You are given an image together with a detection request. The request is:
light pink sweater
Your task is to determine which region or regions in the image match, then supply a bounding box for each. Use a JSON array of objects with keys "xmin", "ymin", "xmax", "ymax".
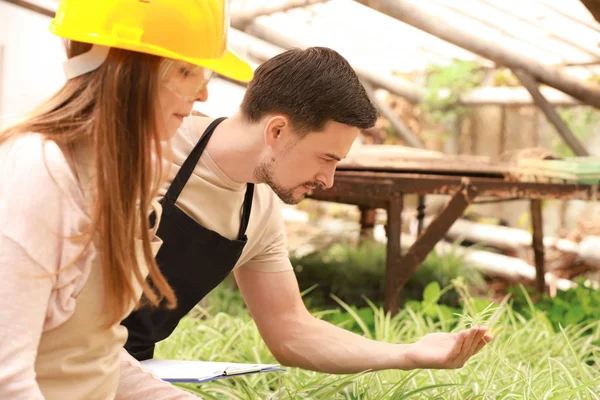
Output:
[{"xmin": 0, "ymin": 134, "xmax": 197, "ymax": 399}]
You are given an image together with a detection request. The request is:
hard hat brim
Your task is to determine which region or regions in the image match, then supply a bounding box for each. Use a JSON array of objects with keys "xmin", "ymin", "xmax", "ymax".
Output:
[
  {"xmin": 50, "ymin": 23, "xmax": 254, "ymax": 83},
  {"xmin": 185, "ymin": 48, "xmax": 254, "ymax": 83}
]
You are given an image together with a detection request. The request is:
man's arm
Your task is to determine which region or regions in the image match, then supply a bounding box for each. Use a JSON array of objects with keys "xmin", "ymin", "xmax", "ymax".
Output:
[{"xmin": 234, "ymin": 267, "xmax": 492, "ymax": 374}]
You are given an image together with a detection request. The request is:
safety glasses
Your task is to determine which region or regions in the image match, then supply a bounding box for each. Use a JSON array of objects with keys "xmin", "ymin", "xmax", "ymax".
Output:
[{"xmin": 160, "ymin": 59, "xmax": 214, "ymax": 102}]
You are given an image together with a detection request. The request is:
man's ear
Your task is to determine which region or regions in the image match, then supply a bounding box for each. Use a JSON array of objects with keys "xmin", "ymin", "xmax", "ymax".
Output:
[{"xmin": 263, "ymin": 115, "xmax": 290, "ymax": 148}]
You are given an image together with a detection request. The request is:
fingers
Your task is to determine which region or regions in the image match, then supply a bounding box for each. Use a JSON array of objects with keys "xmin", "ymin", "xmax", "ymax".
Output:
[
  {"xmin": 448, "ymin": 328, "xmax": 472, "ymax": 368},
  {"xmin": 453, "ymin": 326, "xmax": 491, "ymax": 368},
  {"xmin": 474, "ymin": 332, "xmax": 494, "ymax": 354},
  {"xmin": 461, "ymin": 327, "xmax": 478, "ymax": 359},
  {"xmin": 450, "ymin": 330, "xmax": 467, "ymax": 361},
  {"xmin": 468, "ymin": 326, "xmax": 488, "ymax": 356}
]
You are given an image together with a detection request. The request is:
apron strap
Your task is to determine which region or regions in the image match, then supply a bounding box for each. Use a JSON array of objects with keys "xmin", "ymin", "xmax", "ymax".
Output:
[
  {"xmin": 237, "ymin": 183, "xmax": 254, "ymax": 240},
  {"xmin": 164, "ymin": 117, "xmax": 227, "ymax": 202}
]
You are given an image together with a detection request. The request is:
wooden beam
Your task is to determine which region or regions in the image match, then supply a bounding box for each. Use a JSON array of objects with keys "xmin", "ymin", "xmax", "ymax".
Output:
[
  {"xmin": 513, "ymin": 69, "xmax": 589, "ymax": 156},
  {"xmin": 1, "ymin": 0, "xmax": 54, "ymax": 17},
  {"xmin": 246, "ymin": 21, "xmax": 425, "ymax": 103},
  {"xmin": 361, "ymin": 81, "xmax": 424, "ymax": 148},
  {"xmin": 230, "ymin": 0, "xmax": 329, "ymax": 29},
  {"xmin": 354, "ymin": 0, "xmax": 600, "ymax": 109},
  {"xmin": 232, "ymin": 29, "xmax": 578, "ymax": 107}
]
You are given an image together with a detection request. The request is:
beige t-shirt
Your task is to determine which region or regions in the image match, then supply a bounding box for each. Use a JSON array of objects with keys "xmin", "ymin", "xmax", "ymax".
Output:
[{"xmin": 159, "ymin": 116, "xmax": 293, "ymax": 273}]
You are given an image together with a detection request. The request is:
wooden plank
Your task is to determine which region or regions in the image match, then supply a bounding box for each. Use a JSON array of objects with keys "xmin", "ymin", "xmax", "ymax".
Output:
[{"xmin": 340, "ymin": 144, "xmax": 510, "ymax": 176}]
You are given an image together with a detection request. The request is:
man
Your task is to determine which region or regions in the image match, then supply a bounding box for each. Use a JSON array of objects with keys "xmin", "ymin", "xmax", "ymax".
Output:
[{"xmin": 121, "ymin": 47, "xmax": 492, "ymax": 387}]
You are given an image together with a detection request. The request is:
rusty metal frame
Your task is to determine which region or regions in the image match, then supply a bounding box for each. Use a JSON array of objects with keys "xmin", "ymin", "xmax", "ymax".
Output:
[
  {"xmin": 389, "ymin": 180, "xmax": 477, "ymax": 314},
  {"xmin": 530, "ymin": 199, "xmax": 546, "ymax": 293},
  {"xmin": 308, "ymin": 170, "xmax": 599, "ymax": 313},
  {"xmin": 384, "ymin": 196, "xmax": 404, "ymax": 313}
]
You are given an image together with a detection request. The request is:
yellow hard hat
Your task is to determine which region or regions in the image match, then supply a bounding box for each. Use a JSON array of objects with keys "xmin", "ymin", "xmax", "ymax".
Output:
[{"xmin": 49, "ymin": 0, "xmax": 253, "ymax": 82}]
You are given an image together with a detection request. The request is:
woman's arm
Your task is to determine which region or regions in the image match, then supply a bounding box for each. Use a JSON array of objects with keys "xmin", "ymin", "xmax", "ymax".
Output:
[
  {"xmin": 0, "ymin": 234, "xmax": 53, "ymax": 400},
  {"xmin": 115, "ymin": 349, "xmax": 199, "ymax": 399}
]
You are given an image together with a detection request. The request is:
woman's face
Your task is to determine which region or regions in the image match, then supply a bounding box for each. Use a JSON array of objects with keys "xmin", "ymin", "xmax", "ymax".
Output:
[{"xmin": 156, "ymin": 59, "xmax": 212, "ymax": 140}]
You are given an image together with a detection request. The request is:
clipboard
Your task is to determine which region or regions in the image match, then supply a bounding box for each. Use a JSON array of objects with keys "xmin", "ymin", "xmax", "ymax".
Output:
[{"xmin": 140, "ymin": 358, "xmax": 285, "ymax": 383}]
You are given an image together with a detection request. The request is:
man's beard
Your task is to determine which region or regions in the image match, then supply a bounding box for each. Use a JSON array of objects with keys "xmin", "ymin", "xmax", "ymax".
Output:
[{"xmin": 254, "ymin": 160, "xmax": 320, "ymax": 205}]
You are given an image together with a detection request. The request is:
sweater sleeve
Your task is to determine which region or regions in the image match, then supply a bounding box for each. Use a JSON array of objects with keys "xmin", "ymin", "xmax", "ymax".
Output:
[{"xmin": 115, "ymin": 349, "xmax": 200, "ymax": 400}]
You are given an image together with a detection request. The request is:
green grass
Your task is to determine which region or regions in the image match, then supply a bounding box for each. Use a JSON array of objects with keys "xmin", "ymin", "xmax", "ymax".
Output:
[{"xmin": 154, "ymin": 281, "xmax": 600, "ymax": 399}]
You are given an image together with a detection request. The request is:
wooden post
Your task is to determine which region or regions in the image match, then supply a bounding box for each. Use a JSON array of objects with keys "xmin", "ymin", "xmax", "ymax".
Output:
[
  {"xmin": 530, "ymin": 199, "xmax": 546, "ymax": 293},
  {"xmin": 385, "ymin": 196, "xmax": 404, "ymax": 315},
  {"xmin": 354, "ymin": 0, "xmax": 600, "ymax": 109},
  {"xmin": 513, "ymin": 69, "xmax": 589, "ymax": 156}
]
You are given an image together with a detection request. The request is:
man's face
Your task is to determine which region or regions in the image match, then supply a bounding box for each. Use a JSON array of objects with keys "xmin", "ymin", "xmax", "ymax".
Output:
[{"xmin": 255, "ymin": 120, "xmax": 359, "ymax": 205}]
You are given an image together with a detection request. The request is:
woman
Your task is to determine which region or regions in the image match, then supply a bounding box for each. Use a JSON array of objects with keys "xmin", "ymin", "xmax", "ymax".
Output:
[{"xmin": 0, "ymin": 0, "xmax": 252, "ymax": 399}]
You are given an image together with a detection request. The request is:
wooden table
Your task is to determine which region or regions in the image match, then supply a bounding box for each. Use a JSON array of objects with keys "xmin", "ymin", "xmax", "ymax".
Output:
[{"xmin": 307, "ymin": 145, "xmax": 599, "ymax": 314}]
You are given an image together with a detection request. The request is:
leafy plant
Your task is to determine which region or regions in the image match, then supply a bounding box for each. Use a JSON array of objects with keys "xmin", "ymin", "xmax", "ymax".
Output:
[
  {"xmin": 155, "ymin": 281, "xmax": 600, "ymax": 399},
  {"xmin": 509, "ymin": 281, "xmax": 600, "ymax": 334},
  {"xmin": 422, "ymin": 60, "xmax": 485, "ymax": 125}
]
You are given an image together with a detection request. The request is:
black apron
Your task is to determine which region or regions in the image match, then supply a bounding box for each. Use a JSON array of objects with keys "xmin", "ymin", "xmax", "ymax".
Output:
[{"xmin": 122, "ymin": 117, "xmax": 254, "ymax": 361}]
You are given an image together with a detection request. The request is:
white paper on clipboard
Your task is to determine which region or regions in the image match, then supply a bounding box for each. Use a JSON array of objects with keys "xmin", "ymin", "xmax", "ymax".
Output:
[{"xmin": 140, "ymin": 359, "xmax": 284, "ymax": 383}]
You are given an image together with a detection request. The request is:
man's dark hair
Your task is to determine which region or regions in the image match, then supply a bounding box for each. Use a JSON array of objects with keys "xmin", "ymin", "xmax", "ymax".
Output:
[{"xmin": 240, "ymin": 47, "xmax": 378, "ymax": 134}]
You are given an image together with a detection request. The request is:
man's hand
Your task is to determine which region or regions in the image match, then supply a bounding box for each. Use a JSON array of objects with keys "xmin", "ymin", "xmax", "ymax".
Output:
[{"xmin": 404, "ymin": 326, "xmax": 493, "ymax": 370}]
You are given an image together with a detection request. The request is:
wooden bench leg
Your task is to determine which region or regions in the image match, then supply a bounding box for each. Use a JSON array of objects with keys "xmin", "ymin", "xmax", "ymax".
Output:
[
  {"xmin": 530, "ymin": 199, "xmax": 546, "ymax": 293},
  {"xmin": 384, "ymin": 196, "xmax": 404, "ymax": 315}
]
